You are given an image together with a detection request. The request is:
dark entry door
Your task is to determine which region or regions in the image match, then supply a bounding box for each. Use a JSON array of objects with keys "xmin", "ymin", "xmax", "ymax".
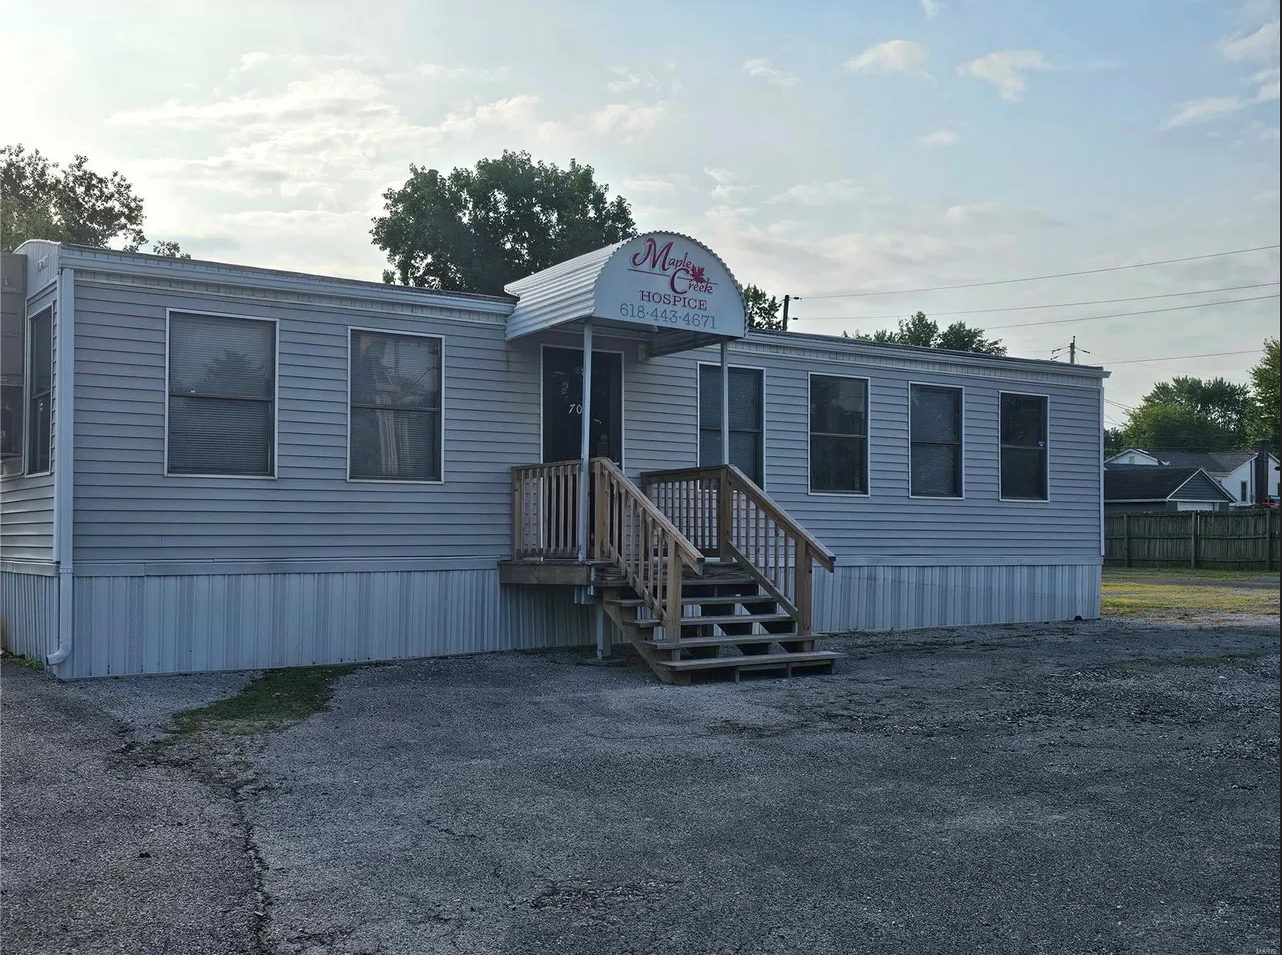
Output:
[{"xmin": 542, "ymin": 347, "xmax": 623, "ymax": 464}]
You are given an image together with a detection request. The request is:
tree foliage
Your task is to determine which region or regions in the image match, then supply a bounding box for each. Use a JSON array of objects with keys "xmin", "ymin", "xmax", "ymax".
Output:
[
  {"xmin": 371, "ymin": 151, "xmax": 636, "ymax": 296},
  {"xmin": 1114, "ymin": 375, "xmax": 1252, "ymax": 450},
  {"xmin": 1, "ymin": 144, "xmax": 186, "ymax": 256},
  {"xmin": 1247, "ymin": 338, "xmax": 1280, "ymax": 446},
  {"xmin": 742, "ymin": 284, "xmax": 784, "ymax": 330},
  {"xmin": 846, "ymin": 311, "xmax": 1007, "ymax": 355}
]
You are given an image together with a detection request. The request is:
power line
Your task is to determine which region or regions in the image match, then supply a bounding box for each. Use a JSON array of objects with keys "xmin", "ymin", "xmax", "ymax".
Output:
[
  {"xmin": 984, "ymin": 294, "xmax": 1277, "ymax": 331},
  {"xmin": 793, "ymin": 281, "xmax": 1280, "ymax": 322},
  {"xmin": 795, "ymin": 244, "xmax": 1279, "ymax": 300},
  {"xmin": 1104, "ymin": 348, "xmax": 1259, "ymax": 366}
]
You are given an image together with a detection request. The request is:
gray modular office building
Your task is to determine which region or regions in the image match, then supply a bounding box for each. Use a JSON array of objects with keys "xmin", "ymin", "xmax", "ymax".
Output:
[{"xmin": 0, "ymin": 233, "xmax": 1108, "ymax": 678}]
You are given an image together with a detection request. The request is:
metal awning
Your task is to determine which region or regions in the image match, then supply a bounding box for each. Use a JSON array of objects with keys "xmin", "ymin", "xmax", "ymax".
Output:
[{"xmin": 503, "ymin": 232, "xmax": 747, "ymax": 357}]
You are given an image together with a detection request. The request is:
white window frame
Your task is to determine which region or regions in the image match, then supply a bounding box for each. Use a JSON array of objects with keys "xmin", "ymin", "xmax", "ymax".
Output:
[
  {"xmin": 538, "ymin": 342, "xmax": 627, "ymax": 470},
  {"xmin": 998, "ymin": 390, "xmax": 1050, "ymax": 503},
  {"xmin": 164, "ymin": 308, "xmax": 279, "ymax": 480},
  {"xmin": 23, "ymin": 306, "xmax": 54, "ymax": 477},
  {"xmin": 908, "ymin": 381, "xmax": 965, "ymax": 501},
  {"xmin": 696, "ymin": 360, "xmax": 765, "ymax": 486},
  {"xmin": 806, "ymin": 371, "xmax": 870, "ymax": 497},
  {"xmin": 347, "ymin": 326, "xmax": 447, "ymax": 485}
]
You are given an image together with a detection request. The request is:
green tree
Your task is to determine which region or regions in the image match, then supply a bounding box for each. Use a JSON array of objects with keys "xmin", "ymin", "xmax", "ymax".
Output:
[
  {"xmin": 1114, "ymin": 375, "xmax": 1253, "ymax": 450},
  {"xmin": 371, "ymin": 150, "xmax": 636, "ymax": 295},
  {"xmin": 1, "ymin": 144, "xmax": 186, "ymax": 256},
  {"xmin": 1247, "ymin": 338, "xmax": 1280, "ymax": 446},
  {"xmin": 741, "ymin": 284, "xmax": 784, "ymax": 330},
  {"xmin": 846, "ymin": 311, "xmax": 1006, "ymax": 355}
]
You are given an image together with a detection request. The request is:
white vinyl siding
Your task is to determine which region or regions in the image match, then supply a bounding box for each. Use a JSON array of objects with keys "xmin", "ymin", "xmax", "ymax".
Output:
[
  {"xmin": 348, "ymin": 329, "xmax": 442, "ymax": 482},
  {"xmin": 910, "ymin": 384, "xmax": 962, "ymax": 498},
  {"xmin": 167, "ymin": 312, "xmax": 276, "ymax": 477},
  {"xmin": 1000, "ymin": 393, "xmax": 1048, "ymax": 501},
  {"xmin": 809, "ymin": 374, "xmax": 868, "ymax": 494}
]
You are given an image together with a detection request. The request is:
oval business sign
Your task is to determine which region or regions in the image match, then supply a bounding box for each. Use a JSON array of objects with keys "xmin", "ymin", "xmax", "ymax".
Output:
[{"xmin": 593, "ymin": 232, "xmax": 746, "ymax": 339}]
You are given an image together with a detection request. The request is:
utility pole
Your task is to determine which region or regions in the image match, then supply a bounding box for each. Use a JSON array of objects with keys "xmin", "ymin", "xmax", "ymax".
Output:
[
  {"xmin": 1069, "ymin": 335, "xmax": 1076, "ymax": 364},
  {"xmin": 781, "ymin": 294, "xmax": 791, "ymax": 332}
]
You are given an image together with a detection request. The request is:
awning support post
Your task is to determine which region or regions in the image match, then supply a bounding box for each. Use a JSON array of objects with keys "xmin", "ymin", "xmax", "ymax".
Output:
[{"xmin": 578, "ymin": 319, "xmax": 593, "ymax": 563}]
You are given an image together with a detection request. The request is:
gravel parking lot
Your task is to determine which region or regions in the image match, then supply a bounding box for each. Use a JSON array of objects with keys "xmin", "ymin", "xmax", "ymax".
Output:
[{"xmin": 3, "ymin": 612, "xmax": 1279, "ymax": 955}]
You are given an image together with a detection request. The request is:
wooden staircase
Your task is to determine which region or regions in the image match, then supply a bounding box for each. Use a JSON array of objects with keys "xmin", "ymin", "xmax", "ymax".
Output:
[
  {"xmin": 597, "ymin": 560, "xmax": 844, "ymax": 685},
  {"xmin": 510, "ymin": 458, "xmax": 842, "ymax": 685}
]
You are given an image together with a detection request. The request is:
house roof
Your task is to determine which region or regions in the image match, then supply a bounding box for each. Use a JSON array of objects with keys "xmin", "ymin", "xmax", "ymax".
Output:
[
  {"xmin": 1106, "ymin": 448, "xmax": 1269, "ymax": 475},
  {"xmin": 1104, "ymin": 465, "xmax": 1235, "ymax": 502}
]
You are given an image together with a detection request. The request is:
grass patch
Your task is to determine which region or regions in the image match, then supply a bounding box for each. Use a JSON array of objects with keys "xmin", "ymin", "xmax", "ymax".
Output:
[
  {"xmin": 1110, "ymin": 651, "xmax": 1265, "ymax": 673},
  {"xmin": 1101, "ymin": 579, "xmax": 1279, "ymax": 617},
  {"xmin": 172, "ymin": 665, "xmax": 354, "ymax": 736},
  {"xmin": 1105, "ymin": 567, "xmax": 1279, "ymax": 582},
  {"xmin": 6, "ymin": 654, "xmax": 46, "ymax": 671}
]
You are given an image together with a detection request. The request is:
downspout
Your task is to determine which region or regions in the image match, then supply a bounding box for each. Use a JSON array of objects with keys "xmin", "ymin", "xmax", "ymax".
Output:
[
  {"xmin": 577, "ymin": 318, "xmax": 593, "ymax": 563},
  {"xmin": 46, "ymin": 266, "xmax": 74, "ymax": 668}
]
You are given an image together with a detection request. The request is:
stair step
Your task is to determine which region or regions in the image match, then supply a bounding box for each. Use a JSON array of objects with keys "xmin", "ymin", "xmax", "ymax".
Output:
[
  {"xmin": 610, "ymin": 594, "xmax": 772, "ymax": 609},
  {"xmin": 643, "ymin": 632, "xmax": 803, "ymax": 649},
  {"xmin": 631, "ymin": 613, "xmax": 795, "ymax": 630},
  {"xmin": 654, "ymin": 650, "xmax": 845, "ymax": 672}
]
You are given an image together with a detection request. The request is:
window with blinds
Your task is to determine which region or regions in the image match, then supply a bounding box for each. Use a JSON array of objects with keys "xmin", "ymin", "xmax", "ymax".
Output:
[
  {"xmin": 698, "ymin": 365, "xmax": 763, "ymax": 485},
  {"xmin": 349, "ymin": 330, "xmax": 442, "ymax": 482},
  {"xmin": 1000, "ymin": 393, "xmax": 1048, "ymax": 500},
  {"xmin": 167, "ymin": 313, "xmax": 275, "ymax": 476},
  {"xmin": 809, "ymin": 374, "xmax": 868, "ymax": 494},
  {"xmin": 25, "ymin": 308, "xmax": 52, "ymax": 474},
  {"xmin": 910, "ymin": 384, "xmax": 962, "ymax": 498}
]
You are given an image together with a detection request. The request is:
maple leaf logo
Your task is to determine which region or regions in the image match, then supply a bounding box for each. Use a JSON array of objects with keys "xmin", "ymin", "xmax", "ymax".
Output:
[{"xmin": 689, "ymin": 265, "xmax": 706, "ymax": 283}]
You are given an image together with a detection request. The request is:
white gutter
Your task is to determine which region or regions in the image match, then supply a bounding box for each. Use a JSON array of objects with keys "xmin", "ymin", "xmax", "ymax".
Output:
[{"xmin": 46, "ymin": 266, "xmax": 75, "ymax": 668}]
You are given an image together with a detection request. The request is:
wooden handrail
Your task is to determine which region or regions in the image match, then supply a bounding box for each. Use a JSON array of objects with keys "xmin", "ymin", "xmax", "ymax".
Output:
[
  {"xmin": 722, "ymin": 465, "xmax": 837, "ymax": 570},
  {"xmin": 642, "ymin": 464, "xmax": 836, "ymax": 635},
  {"xmin": 593, "ymin": 457, "xmax": 702, "ymax": 638},
  {"xmin": 511, "ymin": 460, "xmax": 582, "ymax": 561}
]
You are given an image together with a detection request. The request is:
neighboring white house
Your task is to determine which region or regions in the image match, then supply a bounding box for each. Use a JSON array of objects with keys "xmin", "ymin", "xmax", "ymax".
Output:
[{"xmin": 1105, "ymin": 449, "xmax": 1280, "ymax": 504}]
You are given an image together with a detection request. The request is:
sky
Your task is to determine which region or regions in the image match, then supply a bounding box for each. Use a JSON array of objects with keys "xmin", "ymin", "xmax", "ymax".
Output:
[{"xmin": 2, "ymin": 0, "xmax": 1279, "ymax": 421}]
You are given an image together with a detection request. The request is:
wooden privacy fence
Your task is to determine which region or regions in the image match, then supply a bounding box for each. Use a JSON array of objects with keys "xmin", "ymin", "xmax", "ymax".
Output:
[{"xmin": 1105, "ymin": 510, "xmax": 1281, "ymax": 570}]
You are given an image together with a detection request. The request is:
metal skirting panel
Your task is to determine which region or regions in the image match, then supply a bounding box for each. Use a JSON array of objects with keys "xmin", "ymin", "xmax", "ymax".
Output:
[
  {"xmin": 1, "ymin": 571, "xmax": 59, "ymax": 662},
  {"xmin": 813, "ymin": 563, "xmax": 1102, "ymax": 632},
  {"xmin": 67, "ymin": 569, "xmax": 595, "ymax": 679}
]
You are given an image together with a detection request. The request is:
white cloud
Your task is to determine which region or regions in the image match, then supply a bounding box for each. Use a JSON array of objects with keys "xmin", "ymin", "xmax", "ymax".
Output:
[
  {"xmin": 844, "ymin": 40, "xmax": 929, "ymax": 75},
  {"xmin": 591, "ymin": 102, "xmax": 666, "ymax": 139},
  {"xmin": 1257, "ymin": 187, "xmax": 1281, "ymax": 203},
  {"xmin": 920, "ymin": 128, "xmax": 959, "ymax": 147},
  {"xmin": 943, "ymin": 202, "xmax": 998, "ymax": 224},
  {"xmin": 606, "ymin": 66, "xmax": 680, "ymax": 95},
  {"xmin": 1261, "ymin": 125, "xmax": 1281, "ymax": 142},
  {"xmin": 1164, "ymin": 95, "xmax": 1247, "ymax": 128},
  {"xmin": 959, "ymin": 50, "xmax": 1048, "ymax": 101},
  {"xmin": 774, "ymin": 179, "xmax": 871, "ymax": 206},
  {"xmin": 1253, "ymin": 67, "xmax": 1281, "ymax": 84},
  {"xmin": 1219, "ymin": 20, "xmax": 1281, "ymax": 62},
  {"xmin": 621, "ymin": 175, "xmax": 679, "ymax": 193},
  {"xmin": 920, "ymin": 0, "xmax": 941, "ymax": 18},
  {"xmin": 1162, "ymin": 80, "xmax": 1278, "ymax": 129},
  {"xmin": 705, "ymin": 167, "xmax": 740, "ymax": 185},
  {"xmin": 741, "ymin": 58, "xmax": 799, "ymax": 88}
]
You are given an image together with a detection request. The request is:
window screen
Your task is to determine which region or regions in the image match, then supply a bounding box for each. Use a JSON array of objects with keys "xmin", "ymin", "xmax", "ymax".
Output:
[
  {"xmin": 168, "ymin": 313, "xmax": 275, "ymax": 476},
  {"xmin": 25, "ymin": 309, "xmax": 52, "ymax": 473},
  {"xmin": 349, "ymin": 330, "xmax": 442, "ymax": 481},
  {"xmin": 1000, "ymin": 393, "xmax": 1048, "ymax": 500},
  {"xmin": 910, "ymin": 385, "xmax": 962, "ymax": 497},
  {"xmin": 810, "ymin": 375, "xmax": 867, "ymax": 493},
  {"xmin": 699, "ymin": 365, "xmax": 763, "ymax": 485}
]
